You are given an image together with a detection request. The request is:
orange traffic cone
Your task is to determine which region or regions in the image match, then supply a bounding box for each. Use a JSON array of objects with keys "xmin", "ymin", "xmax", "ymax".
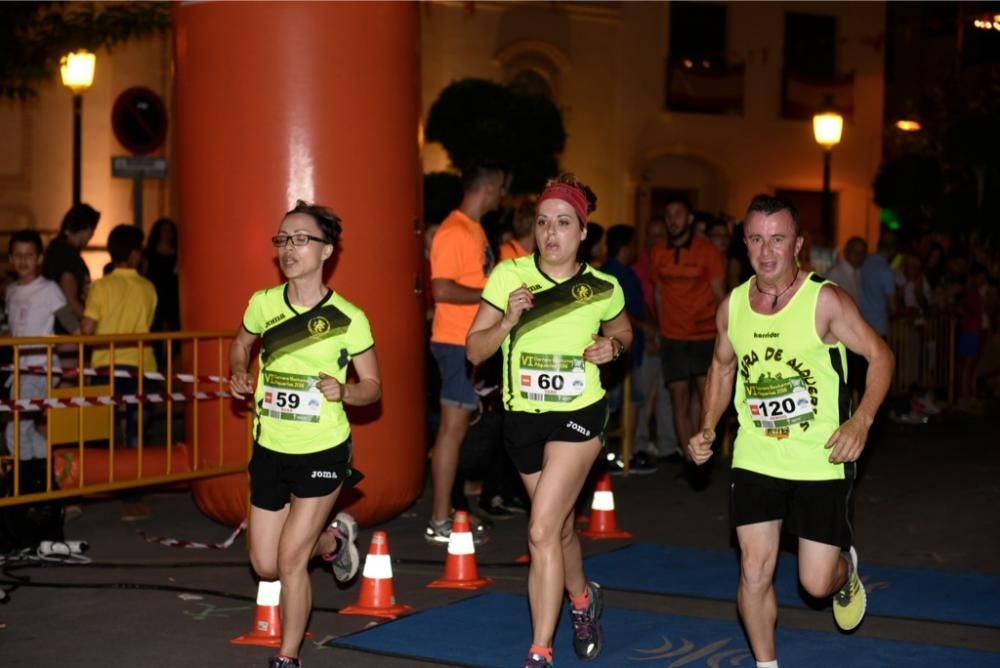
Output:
[
  {"xmin": 231, "ymin": 580, "xmax": 283, "ymax": 647},
  {"xmin": 340, "ymin": 531, "xmax": 413, "ymax": 619},
  {"xmin": 578, "ymin": 472, "xmax": 632, "ymax": 540},
  {"xmin": 428, "ymin": 511, "xmax": 494, "ymax": 590}
]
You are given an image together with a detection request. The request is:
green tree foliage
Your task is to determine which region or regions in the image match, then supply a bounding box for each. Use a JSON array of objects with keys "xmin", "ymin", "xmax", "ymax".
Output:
[
  {"xmin": 873, "ymin": 154, "xmax": 944, "ymax": 212},
  {"xmin": 0, "ymin": 2, "xmax": 170, "ymax": 99},
  {"xmin": 424, "ymin": 78, "xmax": 566, "ymax": 195}
]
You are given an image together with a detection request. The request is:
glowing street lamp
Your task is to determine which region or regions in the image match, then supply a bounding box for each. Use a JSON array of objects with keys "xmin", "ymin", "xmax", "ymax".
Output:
[
  {"xmin": 60, "ymin": 50, "xmax": 96, "ymax": 205},
  {"xmin": 813, "ymin": 106, "xmax": 843, "ymax": 244}
]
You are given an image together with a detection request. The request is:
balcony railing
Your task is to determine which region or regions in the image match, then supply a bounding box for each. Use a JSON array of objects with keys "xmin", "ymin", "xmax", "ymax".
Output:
[
  {"xmin": 665, "ymin": 57, "xmax": 745, "ymax": 115},
  {"xmin": 781, "ymin": 70, "xmax": 854, "ymax": 120}
]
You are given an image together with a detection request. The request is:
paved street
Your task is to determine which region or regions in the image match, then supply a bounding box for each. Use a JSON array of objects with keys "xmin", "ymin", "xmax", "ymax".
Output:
[{"xmin": 2, "ymin": 413, "xmax": 998, "ymax": 667}]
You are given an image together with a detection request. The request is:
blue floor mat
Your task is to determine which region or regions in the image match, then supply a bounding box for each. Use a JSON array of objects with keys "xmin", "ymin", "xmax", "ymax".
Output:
[
  {"xmin": 330, "ymin": 592, "xmax": 1000, "ymax": 667},
  {"xmin": 583, "ymin": 544, "xmax": 1000, "ymax": 628}
]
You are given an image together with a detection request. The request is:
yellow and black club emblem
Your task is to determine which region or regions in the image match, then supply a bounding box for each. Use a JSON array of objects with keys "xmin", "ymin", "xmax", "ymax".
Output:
[
  {"xmin": 307, "ymin": 315, "xmax": 331, "ymax": 338},
  {"xmin": 571, "ymin": 283, "xmax": 594, "ymax": 302}
]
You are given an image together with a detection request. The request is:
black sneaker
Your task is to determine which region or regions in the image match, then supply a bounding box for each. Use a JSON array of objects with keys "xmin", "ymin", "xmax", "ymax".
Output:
[
  {"xmin": 268, "ymin": 656, "xmax": 300, "ymax": 668},
  {"xmin": 628, "ymin": 451, "xmax": 658, "ymax": 475},
  {"xmin": 479, "ymin": 494, "xmax": 515, "ymax": 520},
  {"xmin": 570, "ymin": 581, "xmax": 604, "ymax": 660},
  {"xmin": 503, "ymin": 494, "xmax": 529, "ymax": 514}
]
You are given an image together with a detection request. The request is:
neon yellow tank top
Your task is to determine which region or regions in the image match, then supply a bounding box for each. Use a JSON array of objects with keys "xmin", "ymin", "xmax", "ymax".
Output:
[{"xmin": 729, "ymin": 273, "xmax": 849, "ymax": 480}]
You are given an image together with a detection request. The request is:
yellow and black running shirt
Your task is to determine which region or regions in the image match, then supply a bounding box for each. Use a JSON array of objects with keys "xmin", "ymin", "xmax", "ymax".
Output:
[
  {"xmin": 481, "ymin": 255, "xmax": 625, "ymax": 413},
  {"xmin": 729, "ymin": 273, "xmax": 850, "ymax": 480},
  {"xmin": 242, "ymin": 285, "xmax": 374, "ymax": 454}
]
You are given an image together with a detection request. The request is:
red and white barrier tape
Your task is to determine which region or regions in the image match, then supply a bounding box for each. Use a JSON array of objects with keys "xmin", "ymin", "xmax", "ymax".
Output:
[
  {"xmin": 1, "ymin": 364, "xmax": 228, "ymax": 385},
  {"xmin": 138, "ymin": 519, "xmax": 247, "ymax": 550},
  {"xmin": 0, "ymin": 389, "xmax": 232, "ymax": 413}
]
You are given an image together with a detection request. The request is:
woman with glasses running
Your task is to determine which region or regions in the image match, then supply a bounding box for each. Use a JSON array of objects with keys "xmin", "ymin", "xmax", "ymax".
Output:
[
  {"xmin": 467, "ymin": 174, "xmax": 632, "ymax": 668},
  {"xmin": 228, "ymin": 200, "xmax": 382, "ymax": 668}
]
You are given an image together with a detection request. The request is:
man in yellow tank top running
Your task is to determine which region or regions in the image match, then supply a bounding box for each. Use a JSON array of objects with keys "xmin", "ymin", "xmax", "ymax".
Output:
[{"xmin": 688, "ymin": 194, "xmax": 895, "ymax": 668}]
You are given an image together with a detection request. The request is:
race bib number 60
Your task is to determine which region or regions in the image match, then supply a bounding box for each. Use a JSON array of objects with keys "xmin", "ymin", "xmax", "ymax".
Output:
[
  {"xmin": 261, "ymin": 370, "xmax": 324, "ymax": 422},
  {"xmin": 519, "ymin": 352, "xmax": 586, "ymax": 403}
]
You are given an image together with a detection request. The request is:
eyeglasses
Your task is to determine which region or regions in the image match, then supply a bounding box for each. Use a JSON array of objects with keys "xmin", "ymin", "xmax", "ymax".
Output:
[{"xmin": 271, "ymin": 233, "xmax": 329, "ymax": 248}]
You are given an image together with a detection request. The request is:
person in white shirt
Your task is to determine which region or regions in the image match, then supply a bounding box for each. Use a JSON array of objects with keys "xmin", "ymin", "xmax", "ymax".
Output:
[
  {"xmin": 826, "ymin": 237, "xmax": 867, "ymax": 303},
  {"xmin": 5, "ymin": 230, "xmax": 69, "ymax": 461}
]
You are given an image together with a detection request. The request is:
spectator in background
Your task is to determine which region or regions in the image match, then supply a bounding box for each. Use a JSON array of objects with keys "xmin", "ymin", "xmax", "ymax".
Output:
[
  {"xmin": 580, "ymin": 222, "xmax": 606, "ymax": 266},
  {"xmin": 652, "ymin": 196, "xmax": 725, "ymax": 472},
  {"xmin": 43, "ymin": 203, "xmax": 99, "ymax": 367},
  {"xmin": 706, "ymin": 218, "xmax": 743, "ymax": 293},
  {"xmin": 632, "ymin": 217, "xmax": 680, "ymax": 461},
  {"xmin": 3, "ymin": 230, "xmax": 68, "ymax": 485},
  {"xmin": 957, "ymin": 265, "xmax": 989, "ymax": 410},
  {"xmin": 827, "ymin": 237, "xmax": 867, "ymax": 303},
  {"xmin": 602, "ymin": 224, "xmax": 656, "ymax": 474},
  {"xmin": 728, "ymin": 220, "xmax": 755, "ymax": 287},
  {"xmin": 858, "ymin": 229, "xmax": 899, "ymax": 338},
  {"xmin": 426, "ymin": 158, "xmax": 504, "ymax": 545},
  {"xmin": 81, "ymin": 224, "xmax": 158, "ymax": 521},
  {"xmin": 144, "ymin": 218, "xmax": 180, "ymax": 369},
  {"xmin": 924, "ymin": 242, "xmax": 946, "ymax": 293},
  {"xmin": 499, "ymin": 202, "xmax": 536, "ymax": 261}
]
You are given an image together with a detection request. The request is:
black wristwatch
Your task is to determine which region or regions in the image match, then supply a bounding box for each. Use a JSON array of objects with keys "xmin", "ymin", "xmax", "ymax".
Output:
[{"xmin": 608, "ymin": 336, "xmax": 625, "ymax": 361}]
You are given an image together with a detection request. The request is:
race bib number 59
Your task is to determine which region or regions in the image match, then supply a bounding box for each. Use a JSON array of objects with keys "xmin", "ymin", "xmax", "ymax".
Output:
[
  {"xmin": 519, "ymin": 352, "xmax": 586, "ymax": 403},
  {"xmin": 261, "ymin": 370, "xmax": 324, "ymax": 422}
]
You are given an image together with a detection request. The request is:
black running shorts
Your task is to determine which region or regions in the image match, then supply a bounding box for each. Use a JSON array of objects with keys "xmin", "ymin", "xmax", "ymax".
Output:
[
  {"xmin": 730, "ymin": 467, "xmax": 854, "ymax": 550},
  {"xmin": 659, "ymin": 337, "xmax": 715, "ymax": 384},
  {"xmin": 504, "ymin": 397, "xmax": 608, "ymax": 475},
  {"xmin": 249, "ymin": 439, "xmax": 352, "ymax": 511}
]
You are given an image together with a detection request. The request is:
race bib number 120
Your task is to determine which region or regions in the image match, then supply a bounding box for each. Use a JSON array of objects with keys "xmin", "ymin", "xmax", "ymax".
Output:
[
  {"xmin": 745, "ymin": 374, "xmax": 815, "ymax": 432},
  {"xmin": 261, "ymin": 370, "xmax": 324, "ymax": 422},
  {"xmin": 519, "ymin": 352, "xmax": 586, "ymax": 403}
]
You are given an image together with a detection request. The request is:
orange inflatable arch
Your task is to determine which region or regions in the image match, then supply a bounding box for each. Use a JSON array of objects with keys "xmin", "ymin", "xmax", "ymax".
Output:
[{"xmin": 173, "ymin": 3, "xmax": 425, "ymax": 527}]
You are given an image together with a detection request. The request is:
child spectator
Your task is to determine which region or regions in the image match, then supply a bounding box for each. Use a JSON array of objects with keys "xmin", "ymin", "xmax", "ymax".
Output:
[
  {"xmin": 4, "ymin": 230, "xmax": 68, "ymax": 477},
  {"xmin": 80, "ymin": 225, "xmax": 158, "ymax": 520}
]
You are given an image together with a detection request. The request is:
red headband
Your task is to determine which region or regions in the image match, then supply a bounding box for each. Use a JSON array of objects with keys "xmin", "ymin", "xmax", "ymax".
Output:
[{"xmin": 537, "ymin": 183, "xmax": 588, "ymax": 226}]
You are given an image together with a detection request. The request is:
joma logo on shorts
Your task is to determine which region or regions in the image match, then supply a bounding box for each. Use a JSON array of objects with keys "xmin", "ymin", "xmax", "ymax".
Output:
[
  {"xmin": 566, "ymin": 421, "xmax": 590, "ymax": 437},
  {"xmin": 310, "ymin": 470, "xmax": 338, "ymax": 479}
]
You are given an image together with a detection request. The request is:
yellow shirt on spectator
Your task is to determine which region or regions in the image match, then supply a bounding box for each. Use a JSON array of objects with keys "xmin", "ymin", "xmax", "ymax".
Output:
[{"xmin": 83, "ymin": 268, "xmax": 158, "ymax": 371}]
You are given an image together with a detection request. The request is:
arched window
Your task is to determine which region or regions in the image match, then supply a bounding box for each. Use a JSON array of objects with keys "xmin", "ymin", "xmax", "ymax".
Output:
[{"xmin": 494, "ymin": 40, "xmax": 568, "ymax": 101}]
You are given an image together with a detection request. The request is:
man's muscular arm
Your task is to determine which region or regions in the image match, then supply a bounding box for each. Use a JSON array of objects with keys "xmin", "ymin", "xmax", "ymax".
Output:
[
  {"xmin": 688, "ymin": 295, "xmax": 736, "ymax": 465},
  {"xmin": 817, "ymin": 284, "xmax": 895, "ymax": 464}
]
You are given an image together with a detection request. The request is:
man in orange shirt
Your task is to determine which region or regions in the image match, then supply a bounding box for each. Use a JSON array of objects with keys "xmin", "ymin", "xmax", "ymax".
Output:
[
  {"xmin": 426, "ymin": 158, "xmax": 505, "ymax": 544},
  {"xmin": 652, "ymin": 197, "xmax": 725, "ymax": 462}
]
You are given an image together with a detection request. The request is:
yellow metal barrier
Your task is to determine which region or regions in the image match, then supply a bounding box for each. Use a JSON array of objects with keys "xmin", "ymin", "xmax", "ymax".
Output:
[
  {"xmin": 886, "ymin": 314, "xmax": 956, "ymax": 403},
  {"xmin": 0, "ymin": 331, "xmax": 248, "ymax": 507}
]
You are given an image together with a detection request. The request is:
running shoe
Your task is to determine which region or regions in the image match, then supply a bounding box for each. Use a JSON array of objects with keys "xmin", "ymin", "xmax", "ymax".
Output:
[
  {"xmin": 570, "ymin": 581, "xmax": 604, "ymax": 660},
  {"xmin": 628, "ymin": 451, "xmax": 658, "ymax": 475},
  {"xmin": 424, "ymin": 518, "xmax": 452, "ymax": 545},
  {"xmin": 424, "ymin": 516, "xmax": 490, "ymax": 546},
  {"xmin": 321, "ymin": 512, "xmax": 359, "ymax": 582},
  {"xmin": 268, "ymin": 656, "xmax": 300, "ymax": 668},
  {"xmin": 833, "ymin": 546, "xmax": 867, "ymax": 631},
  {"xmin": 521, "ymin": 653, "xmax": 553, "ymax": 668},
  {"xmin": 479, "ymin": 494, "xmax": 515, "ymax": 520}
]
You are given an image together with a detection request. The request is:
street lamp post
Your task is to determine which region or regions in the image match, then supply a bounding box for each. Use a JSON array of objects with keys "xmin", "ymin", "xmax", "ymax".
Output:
[
  {"xmin": 812, "ymin": 108, "xmax": 843, "ymax": 246},
  {"xmin": 60, "ymin": 50, "xmax": 96, "ymax": 206}
]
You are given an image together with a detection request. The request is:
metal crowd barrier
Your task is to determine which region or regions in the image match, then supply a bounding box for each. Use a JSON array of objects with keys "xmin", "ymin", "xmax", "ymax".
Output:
[
  {"xmin": 886, "ymin": 314, "xmax": 956, "ymax": 403},
  {"xmin": 0, "ymin": 331, "xmax": 248, "ymax": 507}
]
